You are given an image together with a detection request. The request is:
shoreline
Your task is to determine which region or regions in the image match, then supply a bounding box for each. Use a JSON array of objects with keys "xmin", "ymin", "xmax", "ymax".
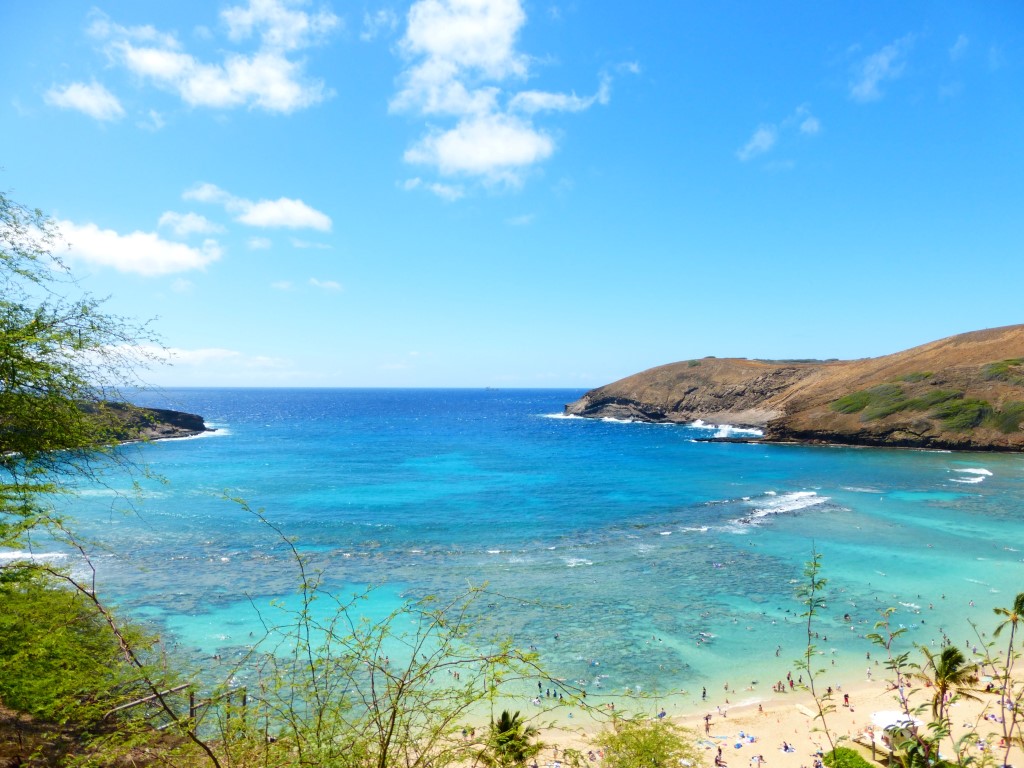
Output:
[{"xmin": 519, "ymin": 669, "xmax": 1024, "ymax": 768}]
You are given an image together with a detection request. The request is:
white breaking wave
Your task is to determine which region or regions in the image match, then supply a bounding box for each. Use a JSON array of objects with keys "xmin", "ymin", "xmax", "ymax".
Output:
[
  {"xmin": 0, "ymin": 550, "xmax": 68, "ymax": 563},
  {"xmin": 739, "ymin": 491, "xmax": 829, "ymax": 524},
  {"xmin": 564, "ymin": 557, "xmax": 593, "ymax": 567},
  {"xmin": 541, "ymin": 412, "xmax": 581, "ymax": 420},
  {"xmin": 689, "ymin": 419, "xmax": 764, "ymax": 437},
  {"xmin": 950, "ymin": 468, "xmax": 991, "ymax": 483}
]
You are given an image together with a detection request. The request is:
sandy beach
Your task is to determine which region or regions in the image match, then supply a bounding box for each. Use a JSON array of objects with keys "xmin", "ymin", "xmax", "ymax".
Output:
[{"xmin": 527, "ymin": 672, "xmax": 1023, "ymax": 768}]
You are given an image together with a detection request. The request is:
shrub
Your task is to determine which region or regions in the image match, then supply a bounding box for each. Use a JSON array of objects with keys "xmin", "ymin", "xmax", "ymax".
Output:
[
  {"xmin": 823, "ymin": 746, "xmax": 874, "ymax": 768},
  {"xmin": 900, "ymin": 372, "xmax": 933, "ymax": 382},
  {"xmin": 861, "ymin": 384, "xmax": 908, "ymax": 420},
  {"xmin": 594, "ymin": 718, "xmax": 702, "ymax": 768},
  {"xmin": 903, "ymin": 390, "xmax": 962, "ymax": 410},
  {"xmin": 832, "ymin": 391, "xmax": 872, "ymax": 414},
  {"xmin": 983, "ymin": 359, "xmax": 1024, "ymax": 383},
  {"xmin": 985, "ymin": 401, "xmax": 1024, "ymax": 433},
  {"xmin": 931, "ymin": 399, "xmax": 993, "ymax": 430}
]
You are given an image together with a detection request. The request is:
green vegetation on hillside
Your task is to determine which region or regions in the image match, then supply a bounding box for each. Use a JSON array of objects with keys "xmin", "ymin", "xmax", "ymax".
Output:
[
  {"xmin": 830, "ymin": 380, "xmax": 1024, "ymax": 434},
  {"xmin": 984, "ymin": 358, "xmax": 1024, "ymax": 384}
]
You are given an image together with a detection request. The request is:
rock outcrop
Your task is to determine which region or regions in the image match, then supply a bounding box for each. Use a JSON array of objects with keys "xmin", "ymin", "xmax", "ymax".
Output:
[
  {"xmin": 565, "ymin": 325, "xmax": 1024, "ymax": 451},
  {"xmin": 85, "ymin": 402, "xmax": 212, "ymax": 443}
]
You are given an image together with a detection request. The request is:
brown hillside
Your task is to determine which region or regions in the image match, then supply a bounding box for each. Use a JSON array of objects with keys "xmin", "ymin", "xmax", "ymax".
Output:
[{"xmin": 564, "ymin": 325, "xmax": 1024, "ymax": 451}]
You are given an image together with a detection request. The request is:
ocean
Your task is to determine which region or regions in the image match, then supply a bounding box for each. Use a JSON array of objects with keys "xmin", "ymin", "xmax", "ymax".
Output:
[{"xmin": 19, "ymin": 388, "xmax": 1024, "ymax": 711}]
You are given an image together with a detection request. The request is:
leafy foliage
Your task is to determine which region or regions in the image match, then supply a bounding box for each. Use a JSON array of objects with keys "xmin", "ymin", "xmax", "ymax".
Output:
[
  {"xmin": 0, "ymin": 190, "xmax": 157, "ymax": 555},
  {"xmin": 594, "ymin": 718, "xmax": 702, "ymax": 768},
  {"xmin": 482, "ymin": 710, "xmax": 543, "ymax": 768},
  {"xmin": 0, "ymin": 567, "xmax": 160, "ymax": 721},
  {"xmin": 823, "ymin": 746, "xmax": 875, "ymax": 768}
]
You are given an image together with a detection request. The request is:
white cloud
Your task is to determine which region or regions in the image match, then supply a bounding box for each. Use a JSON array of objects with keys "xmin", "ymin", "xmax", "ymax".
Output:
[
  {"xmin": 737, "ymin": 105, "xmax": 819, "ymax": 163},
  {"xmin": 427, "ymin": 182, "xmax": 464, "ymax": 201},
  {"xmin": 240, "ymin": 197, "xmax": 331, "ymax": 230},
  {"xmin": 398, "ymin": 176, "xmax": 464, "ymax": 200},
  {"xmin": 185, "ymin": 182, "xmax": 331, "ymax": 231},
  {"xmin": 736, "ymin": 125, "xmax": 777, "ymax": 162},
  {"xmin": 509, "ymin": 75, "xmax": 610, "ymax": 114},
  {"xmin": 158, "ymin": 211, "xmax": 224, "ymax": 236},
  {"xmin": 850, "ymin": 34, "xmax": 914, "ymax": 103},
  {"xmin": 44, "ymin": 81, "xmax": 124, "ymax": 121},
  {"xmin": 248, "ymin": 236, "xmax": 273, "ymax": 249},
  {"xmin": 290, "ymin": 238, "xmax": 332, "ymax": 249},
  {"xmin": 799, "ymin": 115, "xmax": 820, "ymax": 135},
  {"xmin": 90, "ymin": 0, "xmax": 337, "ymax": 114},
  {"xmin": 361, "ymin": 9, "xmax": 399, "ymax": 41},
  {"xmin": 405, "ymin": 113, "xmax": 554, "ymax": 182},
  {"xmin": 399, "ymin": 0, "xmax": 528, "ymax": 82},
  {"xmin": 309, "ymin": 277, "xmax": 342, "ymax": 290},
  {"xmin": 391, "ymin": 0, "xmax": 611, "ymax": 189},
  {"xmin": 950, "ymin": 34, "xmax": 969, "ymax": 62},
  {"xmin": 271, "ymin": 280, "xmax": 293, "ymax": 290},
  {"xmin": 222, "ymin": 0, "xmax": 340, "ymax": 51},
  {"xmin": 58, "ymin": 220, "xmax": 222, "ymax": 276},
  {"xmin": 184, "ymin": 182, "xmax": 236, "ymax": 205},
  {"xmin": 790, "ymin": 104, "xmax": 820, "ymax": 135},
  {"xmin": 170, "ymin": 278, "xmax": 194, "ymax": 293}
]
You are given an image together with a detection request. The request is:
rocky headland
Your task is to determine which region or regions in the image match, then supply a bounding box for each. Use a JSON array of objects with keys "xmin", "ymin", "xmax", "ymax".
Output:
[
  {"xmin": 85, "ymin": 402, "xmax": 212, "ymax": 443},
  {"xmin": 565, "ymin": 324, "xmax": 1024, "ymax": 451}
]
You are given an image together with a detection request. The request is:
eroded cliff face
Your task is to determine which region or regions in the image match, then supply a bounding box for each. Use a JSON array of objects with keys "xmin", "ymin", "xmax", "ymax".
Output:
[
  {"xmin": 564, "ymin": 357, "xmax": 821, "ymax": 427},
  {"xmin": 564, "ymin": 325, "xmax": 1024, "ymax": 451}
]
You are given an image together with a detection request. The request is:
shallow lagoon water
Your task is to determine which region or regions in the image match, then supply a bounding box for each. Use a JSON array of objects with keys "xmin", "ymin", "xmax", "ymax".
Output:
[{"xmin": 33, "ymin": 388, "xmax": 1024, "ymax": 706}]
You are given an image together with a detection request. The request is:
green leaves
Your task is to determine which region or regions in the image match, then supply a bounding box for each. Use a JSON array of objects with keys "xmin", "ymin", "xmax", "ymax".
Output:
[{"xmin": 594, "ymin": 718, "xmax": 701, "ymax": 768}]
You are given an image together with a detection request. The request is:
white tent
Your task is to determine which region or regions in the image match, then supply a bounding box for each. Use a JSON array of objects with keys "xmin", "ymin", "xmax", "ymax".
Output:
[{"xmin": 871, "ymin": 710, "xmax": 923, "ymax": 730}]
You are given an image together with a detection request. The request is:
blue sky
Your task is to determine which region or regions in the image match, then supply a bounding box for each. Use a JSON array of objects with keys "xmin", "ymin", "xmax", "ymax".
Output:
[{"xmin": 2, "ymin": 1, "xmax": 1022, "ymax": 387}]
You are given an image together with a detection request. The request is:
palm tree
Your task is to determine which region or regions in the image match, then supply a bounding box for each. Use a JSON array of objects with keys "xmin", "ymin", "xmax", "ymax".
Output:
[
  {"xmin": 993, "ymin": 591, "xmax": 1024, "ymax": 641},
  {"xmin": 992, "ymin": 592, "xmax": 1024, "ymax": 768},
  {"xmin": 915, "ymin": 645, "xmax": 979, "ymax": 723},
  {"xmin": 480, "ymin": 710, "xmax": 543, "ymax": 768}
]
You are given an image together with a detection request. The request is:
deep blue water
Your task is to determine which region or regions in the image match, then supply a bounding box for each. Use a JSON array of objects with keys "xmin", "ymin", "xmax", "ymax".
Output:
[{"xmin": 22, "ymin": 388, "xmax": 1024, "ymax": 707}]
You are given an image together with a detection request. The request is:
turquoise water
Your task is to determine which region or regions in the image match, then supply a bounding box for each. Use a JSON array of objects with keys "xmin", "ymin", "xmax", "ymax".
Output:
[{"xmin": 25, "ymin": 388, "xmax": 1024, "ymax": 708}]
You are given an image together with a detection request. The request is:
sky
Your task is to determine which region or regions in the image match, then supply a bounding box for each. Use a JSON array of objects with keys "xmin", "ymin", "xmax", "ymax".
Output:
[{"xmin": 1, "ymin": 1, "xmax": 1022, "ymax": 388}]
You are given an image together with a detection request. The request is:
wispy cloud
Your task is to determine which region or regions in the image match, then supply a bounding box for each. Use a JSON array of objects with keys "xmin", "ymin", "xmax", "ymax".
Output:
[
  {"xmin": 390, "ymin": 0, "xmax": 621, "ymax": 190},
  {"xmin": 309, "ymin": 277, "xmax": 342, "ymax": 290},
  {"xmin": 44, "ymin": 80, "xmax": 124, "ymax": 121},
  {"xmin": 949, "ymin": 34, "xmax": 969, "ymax": 62},
  {"xmin": 737, "ymin": 105, "xmax": 820, "ymax": 163},
  {"xmin": 248, "ymin": 236, "xmax": 273, "ymax": 249},
  {"xmin": 400, "ymin": 176, "xmax": 464, "ymax": 201},
  {"xmin": 361, "ymin": 9, "xmax": 399, "ymax": 41},
  {"xmin": 184, "ymin": 182, "xmax": 331, "ymax": 231},
  {"xmin": 87, "ymin": 0, "xmax": 339, "ymax": 114},
  {"xmin": 58, "ymin": 220, "xmax": 222, "ymax": 275},
  {"xmin": 290, "ymin": 238, "xmax": 332, "ymax": 250},
  {"xmin": 849, "ymin": 34, "xmax": 914, "ymax": 103},
  {"xmin": 736, "ymin": 125, "xmax": 777, "ymax": 162},
  {"xmin": 158, "ymin": 211, "xmax": 224, "ymax": 237}
]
